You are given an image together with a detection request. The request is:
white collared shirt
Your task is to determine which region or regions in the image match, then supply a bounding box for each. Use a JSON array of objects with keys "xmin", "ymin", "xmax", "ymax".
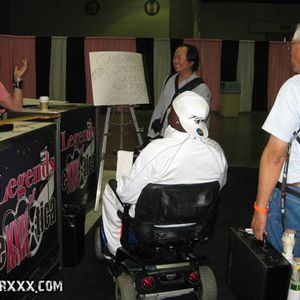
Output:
[{"xmin": 263, "ymin": 74, "xmax": 300, "ymax": 183}]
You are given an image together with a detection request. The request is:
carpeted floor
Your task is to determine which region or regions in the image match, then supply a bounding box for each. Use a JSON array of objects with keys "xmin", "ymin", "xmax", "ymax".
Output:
[{"xmin": 38, "ymin": 167, "xmax": 259, "ymax": 300}]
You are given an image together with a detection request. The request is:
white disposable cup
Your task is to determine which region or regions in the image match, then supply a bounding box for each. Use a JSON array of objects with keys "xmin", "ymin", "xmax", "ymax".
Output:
[{"xmin": 39, "ymin": 96, "xmax": 49, "ymax": 111}]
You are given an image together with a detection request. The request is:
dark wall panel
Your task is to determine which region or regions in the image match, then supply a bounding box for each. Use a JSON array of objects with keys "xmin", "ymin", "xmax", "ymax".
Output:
[{"xmin": 0, "ymin": 1, "xmax": 10, "ymax": 34}]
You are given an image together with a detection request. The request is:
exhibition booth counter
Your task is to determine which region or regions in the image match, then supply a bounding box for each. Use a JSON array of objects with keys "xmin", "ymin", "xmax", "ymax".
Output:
[
  {"xmin": 0, "ymin": 121, "xmax": 61, "ymax": 295},
  {"xmin": 0, "ymin": 101, "xmax": 100, "ymax": 287}
]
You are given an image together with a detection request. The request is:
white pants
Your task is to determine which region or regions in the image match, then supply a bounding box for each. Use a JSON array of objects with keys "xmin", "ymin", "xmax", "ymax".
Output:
[{"xmin": 101, "ymin": 184, "xmax": 124, "ymax": 256}]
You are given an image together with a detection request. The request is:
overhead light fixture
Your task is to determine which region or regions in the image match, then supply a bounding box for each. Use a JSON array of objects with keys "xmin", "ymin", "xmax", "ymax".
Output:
[
  {"xmin": 85, "ymin": 0, "xmax": 100, "ymax": 16},
  {"xmin": 144, "ymin": 0, "xmax": 160, "ymax": 16}
]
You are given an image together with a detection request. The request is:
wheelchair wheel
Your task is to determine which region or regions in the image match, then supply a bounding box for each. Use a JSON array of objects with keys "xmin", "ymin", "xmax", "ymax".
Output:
[
  {"xmin": 195, "ymin": 265, "xmax": 217, "ymax": 300},
  {"xmin": 95, "ymin": 227, "xmax": 104, "ymax": 260},
  {"xmin": 115, "ymin": 274, "xmax": 137, "ymax": 300}
]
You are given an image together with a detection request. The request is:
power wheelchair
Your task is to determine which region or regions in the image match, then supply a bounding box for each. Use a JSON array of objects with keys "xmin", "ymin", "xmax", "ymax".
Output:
[{"xmin": 95, "ymin": 179, "xmax": 220, "ymax": 300}]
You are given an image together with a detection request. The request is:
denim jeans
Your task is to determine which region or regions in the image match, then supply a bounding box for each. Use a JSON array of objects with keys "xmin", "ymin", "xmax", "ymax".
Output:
[{"xmin": 266, "ymin": 186, "xmax": 300, "ymax": 257}]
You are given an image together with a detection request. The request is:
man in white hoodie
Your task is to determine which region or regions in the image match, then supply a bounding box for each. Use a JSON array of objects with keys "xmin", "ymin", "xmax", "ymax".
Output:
[{"xmin": 102, "ymin": 91, "xmax": 228, "ymax": 256}]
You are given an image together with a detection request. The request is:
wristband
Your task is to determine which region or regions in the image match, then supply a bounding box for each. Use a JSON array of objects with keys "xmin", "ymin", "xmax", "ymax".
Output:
[
  {"xmin": 13, "ymin": 78, "xmax": 23, "ymax": 89},
  {"xmin": 254, "ymin": 201, "xmax": 268, "ymax": 214}
]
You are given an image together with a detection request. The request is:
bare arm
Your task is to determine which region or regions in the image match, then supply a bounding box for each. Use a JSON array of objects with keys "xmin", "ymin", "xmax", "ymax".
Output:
[
  {"xmin": 0, "ymin": 59, "xmax": 27, "ymax": 112},
  {"xmin": 7, "ymin": 88, "xmax": 23, "ymax": 112},
  {"xmin": 251, "ymin": 134, "xmax": 287, "ymax": 240}
]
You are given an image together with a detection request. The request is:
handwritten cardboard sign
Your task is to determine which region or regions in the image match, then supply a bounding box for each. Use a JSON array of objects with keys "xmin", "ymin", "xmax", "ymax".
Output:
[{"xmin": 89, "ymin": 51, "xmax": 149, "ymax": 106}]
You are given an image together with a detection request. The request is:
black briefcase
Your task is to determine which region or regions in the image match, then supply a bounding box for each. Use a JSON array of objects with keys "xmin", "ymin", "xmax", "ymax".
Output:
[{"xmin": 226, "ymin": 227, "xmax": 292, "ymax": 300}]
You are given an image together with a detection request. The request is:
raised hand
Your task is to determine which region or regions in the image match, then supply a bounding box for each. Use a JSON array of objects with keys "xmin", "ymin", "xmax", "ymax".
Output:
[{"xmin": 14, "ymin": 58, "xmax": 28, "ymax": 81}]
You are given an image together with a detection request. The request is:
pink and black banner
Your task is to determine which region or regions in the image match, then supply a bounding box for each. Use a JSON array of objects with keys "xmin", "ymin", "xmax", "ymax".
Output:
[{"xmin": 0, "ymin": 124, "xmax": 59, "ymax": 280}]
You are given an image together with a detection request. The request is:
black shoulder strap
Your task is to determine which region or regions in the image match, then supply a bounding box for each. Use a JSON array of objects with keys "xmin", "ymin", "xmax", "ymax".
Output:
[
  {"xmin": 163, "ymin": 73, "xmax": 204, "ymax": 97},
  {"xmin": 163, "ymin": 73, "xmax": 176, "ymax": 89},
  {"xmin": 175, "ymin": 77, "xmax": 204, "ymax": 98},
  {"xmin": 158, "ymin": 75, "xmax": 205, "ymax": 133},
  {"xmin": 172, "ymin": 76, "xmax": 204, "ymax": 101}
]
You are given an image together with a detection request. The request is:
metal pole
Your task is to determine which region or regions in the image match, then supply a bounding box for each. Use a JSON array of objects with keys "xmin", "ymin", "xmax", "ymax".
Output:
[
  {"xmin": 129, "ymin": 105, "xmax": 143, "ymax": 146},
  {"xmin": 120, "ymin": 110, "xmax": 124, "ymax": 150},
  {"xmin": 94, "ymin": 106, "xmax": 111, "ymax": 211}
]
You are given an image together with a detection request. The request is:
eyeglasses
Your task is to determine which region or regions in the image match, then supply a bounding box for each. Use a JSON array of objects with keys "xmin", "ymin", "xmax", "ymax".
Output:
[{"xmin": 287, "ymin": 41, "xmax": 300, "ymax": 51}]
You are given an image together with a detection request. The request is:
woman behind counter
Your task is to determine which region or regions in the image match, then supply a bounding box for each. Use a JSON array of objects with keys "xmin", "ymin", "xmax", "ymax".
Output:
[
  {"xmin": 0, "ymin": 58, "xmax": 28, "ymax": 114},
  {"xmin": 147, "ymin": 44, "xmax": 211, "ymax": 139}
]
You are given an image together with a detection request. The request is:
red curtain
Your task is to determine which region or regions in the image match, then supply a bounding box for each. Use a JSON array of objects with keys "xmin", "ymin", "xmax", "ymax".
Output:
[
  {"xmin": 268, "ymin": 41, "xmax": 294, "ymax": 110},
  {"xmin": 0, "ymin": 35, "xmax": 36, "ymax": 98},
  {"xmin": 184, "ymin": 39, "xmax": 222, "ymax": 112},
  {"xmin": 0, "ymin": 35, "xmax": 14, "ymax": 94},
  {"xmin": 84, "ymin": 37, "xmax": 136, "ymax": 104}
]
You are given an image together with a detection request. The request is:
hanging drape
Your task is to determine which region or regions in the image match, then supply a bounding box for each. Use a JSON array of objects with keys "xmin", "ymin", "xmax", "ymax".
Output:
[
  {"xmin": 0, "ymin": 34, "xmax": 297, "ymax": 114},
  {"xmin": 66, "ymin": 37, "xmax": 86, "ymax": 103},
  {"xmin": 0, "ymin": 35, "xmax": 36, "ymax": 98},
  {"xmin": 49, "ymin": 36, "xmax": 67, "ymax": 101},
  {"xmin": 221, "ymin": 40, "xmax": 239, "ymax": 82},
  {"xmin": 201, "ymin": 39, "xmax": 222, "ymax": 112},
  {"xmin": 252, "ymin": 42, "xmax": 269, "ymax": 111},
  {"xmin": 136, "ymin": 38, "xmax": 154, "ymax": 109},
  {"xmin": 35, "ymin": 37, "xmax": 51, "ymax": 98},
  {"xmin": 237, "ymin": 40, "xmax": 255, "ymax": 112},
  {"xmin": 268, "ymin": 41, "xmax": 294, "ymax": 110},
  {"xmin": 84, "ymin": 37, "xmax": 136, "ymax": 104},
  {"xmin": 153, "ymin": 38, "xmax": 171, "ymax": 106},
  {"xmin": 0, "ymin": 35, "xmax": 14, "ymax": 94},
  {"xmin": 184, "ymin": 39, "xmax": 222, "ymax": 112}
]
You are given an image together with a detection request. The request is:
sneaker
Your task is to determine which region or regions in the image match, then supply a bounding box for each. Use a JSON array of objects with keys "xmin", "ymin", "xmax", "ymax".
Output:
[{"xmin": 104, "ymin": 254, "xmax": 113, "ymax": 260}]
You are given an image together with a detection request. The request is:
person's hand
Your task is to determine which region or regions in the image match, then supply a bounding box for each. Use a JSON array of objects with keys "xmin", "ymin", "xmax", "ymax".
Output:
[
  {"xmin": 251, "ymin": 210, "xmax": 268, "ymax": 241},
  {"xmin": 14, "ymin": 58, "xmax": 28, "ymax": 80}
]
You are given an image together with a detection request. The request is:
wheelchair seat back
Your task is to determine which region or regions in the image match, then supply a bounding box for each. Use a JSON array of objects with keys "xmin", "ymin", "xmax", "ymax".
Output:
[{"xmin": 131, "ymin": 181, "xmax": 220, "ymax": 246}]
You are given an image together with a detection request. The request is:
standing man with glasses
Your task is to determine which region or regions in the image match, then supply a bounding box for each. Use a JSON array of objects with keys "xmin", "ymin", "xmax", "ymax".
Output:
[{"xmin": 251, "ymin": 23, "xmax": 300, "ymax": 256}]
